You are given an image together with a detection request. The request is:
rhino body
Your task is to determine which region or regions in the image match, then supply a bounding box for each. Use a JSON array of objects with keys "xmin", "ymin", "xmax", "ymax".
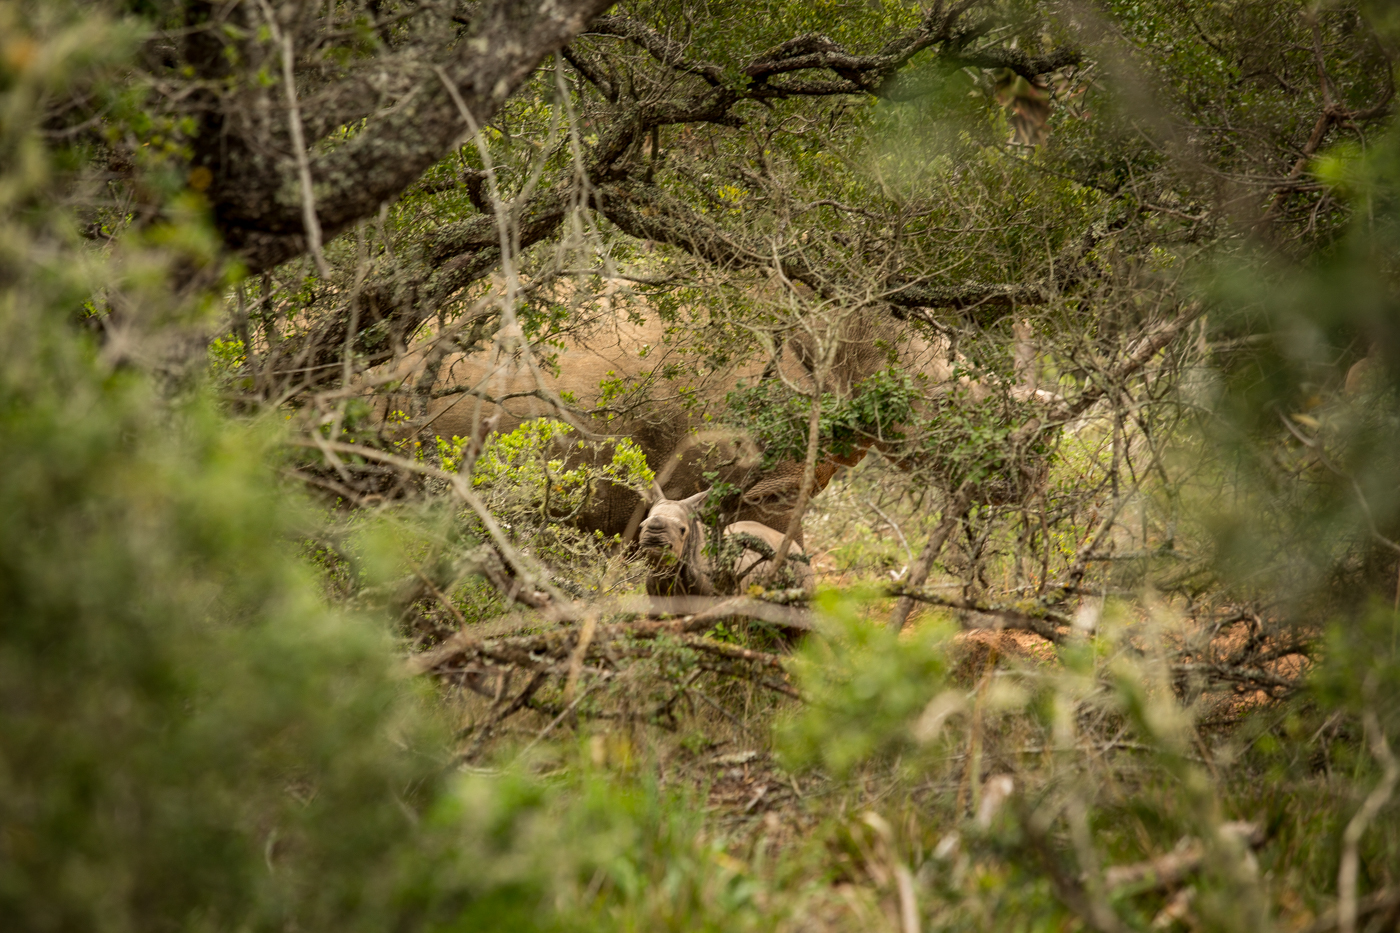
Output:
[
  {"xmin": 392, "ymin": 306, "xmax": 960, "ymax": 538},
  {"xmin": 387, "ymin": 293, "xmax": 1047, "ymax": 537}
]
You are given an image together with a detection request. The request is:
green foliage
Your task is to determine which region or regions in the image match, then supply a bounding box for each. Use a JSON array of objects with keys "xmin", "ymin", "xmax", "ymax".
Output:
[
  {"xmin": 778, "ymin": 590, "xmax": 955, "ymax": 776},
  {"xmin": 728, "ymin": 362, "xmax": 1049, "ymax": 497},
  {"xmin": 1197, "ymin": 113, "xmax": 1400, "ymax": 605},
  {"xmin": 207, "ymin": 332, "xmax": 246, "ymax": 382},
  {"xmin": 0, "ymin": 389, "xmax": 455, "ymax": 933},
  {"xmin": 726, "ymin": 366, "xmax": 918, "ymax": 464},
  {"xmin": 412, "ymin": 419, "xmax": 655, "ymax": 599},
  {"xmin": 914, "ymin": 388, "xmax": 1050, "ymax": 492},
  {"xmin": 433, "ymin": 759, "xmax": 771, "ymax": 931},
  {"xmin": 453, "ymin": 418, "xmax": 654, "ymax": 569},
  {"xmin": 1316, "ymin": 604, "xmax": 1400, "ymax": 737},
  {"xmin": 0, "ymin": 12, "xmax": 473, "ymax": 933},
  {"xmin": 470, "ymin": 418, "xmax": 653, "ymax": 497}
]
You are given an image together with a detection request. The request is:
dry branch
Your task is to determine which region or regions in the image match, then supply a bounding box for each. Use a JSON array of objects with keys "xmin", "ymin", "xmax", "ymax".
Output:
[
  {"xmin": 1100, "ymin": 822, "xmax": 1264, "ymax": 892},
  {"xmin": 889, "ymin": 481, "xmax": 976, "ymax": 632},
  {"xmin": 891, "ymin": 585, "xmax": 1072, "ymax": 643},
  {"xmin": 411, "ymin": 595, "xmax": 809, "ymax": 678}
]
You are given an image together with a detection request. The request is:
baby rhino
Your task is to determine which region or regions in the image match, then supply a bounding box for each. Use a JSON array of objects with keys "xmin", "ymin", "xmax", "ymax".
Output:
[{"xmin": 636, "ymin": 491, "xmax": 815, "ymax": 599}]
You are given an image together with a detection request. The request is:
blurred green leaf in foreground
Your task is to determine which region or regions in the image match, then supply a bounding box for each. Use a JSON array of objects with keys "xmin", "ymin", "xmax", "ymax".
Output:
[{"xmin": 0, "ymin": 5, "xmax": 454, "ymax": 931}]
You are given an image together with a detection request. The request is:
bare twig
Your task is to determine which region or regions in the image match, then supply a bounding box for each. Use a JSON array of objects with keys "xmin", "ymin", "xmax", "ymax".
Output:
[
  {"xmin": 563, "ymin": 611, "xmax": 599, "ymax": 703},
  {"xmin": 1101, "ymin": 822, "xmax": 1264, "ymax": 892},
  {"xmin": 516, "ymin": 675, "xmax": 606, "ymax": 760},
  {"xmin": 1302, "ymin": 888, "xmax": 1400, "ymax": 933},
  {"xmin": 1339, "ymin": 701, "xmax": 1400, "ymax": 933},
  {"xmin": 890, "ymin": 481, "xmax": 976, "ymax": 631},
  {"xmin": 460, "ymin": 669, "xmax": 549, "ymax": 762},
  {"xmin": 891, "ymin": 587, "xmax": 1071, "ymax": 643},
  {"xmin": 257, "ymin": 1, "xmax": 332, "ymax": 281},
  {"xmin": 285, "ymin": 437, "xmax": 579, "ymax": 618}
]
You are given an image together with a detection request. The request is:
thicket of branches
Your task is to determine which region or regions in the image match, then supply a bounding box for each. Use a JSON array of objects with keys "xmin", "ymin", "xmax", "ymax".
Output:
[{"xmin": 6, "ymin": 1, "xmax": 1400, "ymax": 932}]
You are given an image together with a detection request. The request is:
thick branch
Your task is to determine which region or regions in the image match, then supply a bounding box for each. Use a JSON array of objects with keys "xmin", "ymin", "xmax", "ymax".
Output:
[
  {"xmin": 597, "ymin": 181, "xmax": 1053, "ymax": 323},
  {"xmin": 587, "ymin": 14, "xmax": 725, "ymax": 85},
  {"xmin": 267, "ymin": 5, "xmax": 1084, "ymax": 385},
  {"xmin": 892, "ymin": 587, "xmax": 1072, "ymax": 643},
  {"xmin": 887, "ymin": 280, "xmax": 1051, "ymax": 316},
  {"xmin": 217, "ymin": 0, "xmax": 613, "ymax": 273}
]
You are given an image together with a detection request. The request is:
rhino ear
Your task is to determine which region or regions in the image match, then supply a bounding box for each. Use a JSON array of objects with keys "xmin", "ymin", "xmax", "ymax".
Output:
[
  {"xmin": 679, "ymin": 490, "xmax": 710, "ymax": 512},
  {"xmin": 642, "ymin": 482, "xmax": 665, "ymax": 506}
]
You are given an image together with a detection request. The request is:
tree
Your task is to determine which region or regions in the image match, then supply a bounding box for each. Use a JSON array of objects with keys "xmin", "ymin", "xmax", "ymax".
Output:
[
  {"xmin": 75, "ymin": 3, "xmax": 1085, "ymax": 384},
  {"xmin": 131, "ymin": 0, "xmax": 613, "ymax": 272}
]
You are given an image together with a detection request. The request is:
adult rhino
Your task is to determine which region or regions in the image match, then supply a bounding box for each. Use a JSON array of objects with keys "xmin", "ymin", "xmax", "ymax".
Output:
[{"xmin": 391, "ymin": 286, "xmax": 1046, "ymax": 541}]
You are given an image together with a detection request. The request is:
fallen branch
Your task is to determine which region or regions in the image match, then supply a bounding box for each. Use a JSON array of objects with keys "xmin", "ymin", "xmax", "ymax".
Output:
[
  {"xmin": 675, "ymin": 633, "xmax": 788, "ymax": 670},
  {"xmin": 1100, "ymin": 822, "xmax": 1264, "ymax": 892},
  {"xmin": 1170, "ymin": 661, "xmax": 1304, "ymax": 698},
  {"xmin": 892, "ymin": 586, "xmax": 1072, "ymax": 643},
  {"xmin": 412, "ymin": 596, "xmax": 805, "ymax": 676}
]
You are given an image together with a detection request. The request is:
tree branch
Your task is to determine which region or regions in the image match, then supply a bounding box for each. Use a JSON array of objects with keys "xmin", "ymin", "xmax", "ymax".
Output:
[{"xmin": 217, "ymin": 0, "xmax": 614, "ymax": 273}]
